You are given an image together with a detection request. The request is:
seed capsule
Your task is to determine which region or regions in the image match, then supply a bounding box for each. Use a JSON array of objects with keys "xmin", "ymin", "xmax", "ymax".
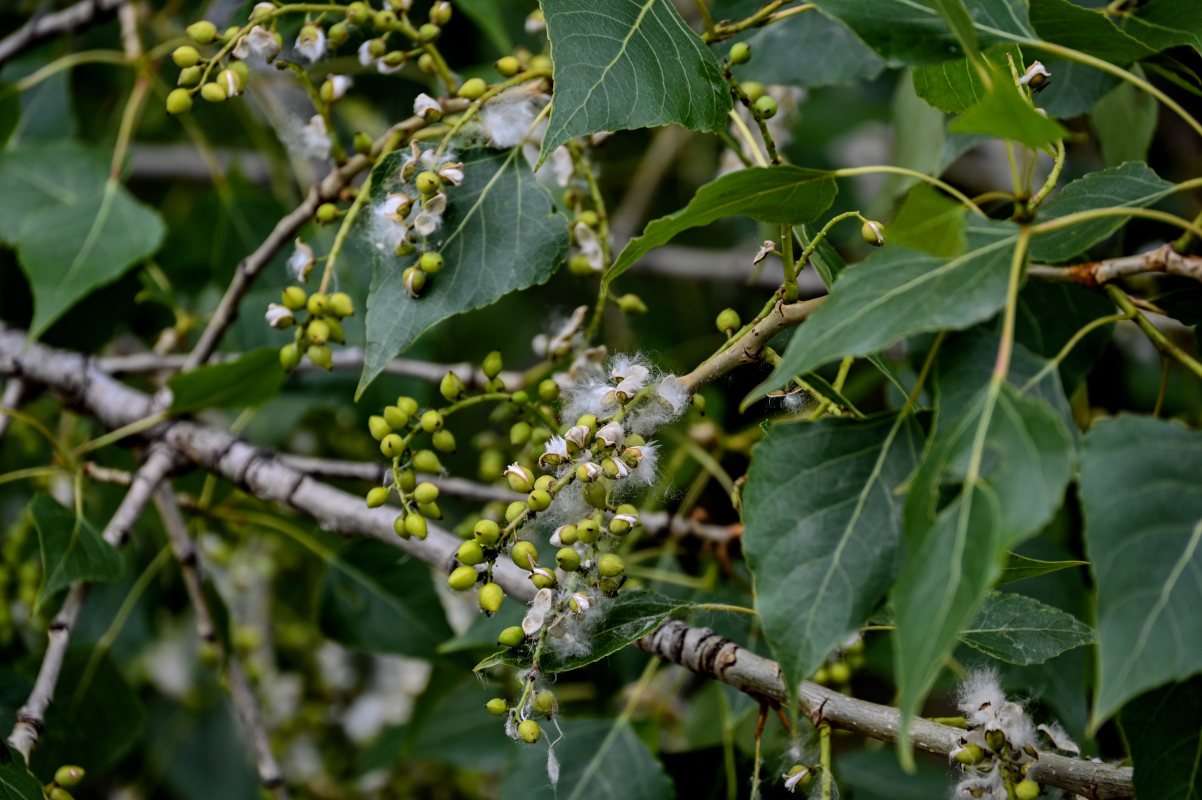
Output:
[
  {"xmin": 478, "ymin": 582, "xmax": 504, "ymax": 614},
  {"xmin": 518, "ymin": 719, "xmax": 541, "ymax": 744}
]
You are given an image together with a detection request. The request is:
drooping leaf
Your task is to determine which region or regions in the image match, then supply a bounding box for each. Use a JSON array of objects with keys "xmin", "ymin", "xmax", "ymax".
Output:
[
  {"xmin": 168, "ymin": 348, "xmax": 285, "ymax": 414},
  {"xmin": 474, "ymin": 589, "xmax": 687, "ymax": 674},
  {"xmin": 999, "ymin": 552, "xmax": 1088, "ymax": 584},
  {"xmin": 1118, "ymin": 676, "xmax": 1202, "ymax": 800},
  {"xmin": 356, "ymin": 147, "xmax": 570, "ymax": 398},
  {"xmin": 454, "ymin": 0, "xmax": 512, "ymax": 54},
  {"xmin": 1030, "ymin": 161, "xmax": 1175, "ymax": 262},
  {"xmin": 948, "ymin": 68, "xmax": 1070, "ymax": 148},
  {"xmin": 539, "ymin": 0, "xmax": 731, "ymax": 162},
  {"xmin": 15, "ymin": 179, "xmax": 165, "ymax": 340},
  {"xmin": 1091, "ymin": 65, "xmax": 1158, "ymax": 166},
  {"xmin": 1029, "ymin": 0, "xmax": 1155, "ymax": 64},
  {"xmin": 608, "ymin": 166, "xmax": 837, "ymax": 284},
  {"xmin": 1034, "ymin": 56, "xmax": 1121, "ymax": 119},
  {"xmin": 32, "ymin": 493, "xmax": 123, "ymax": 610},
  {"xmin": 904, "ymin": 336, "xmax": 1076, "ymax": 547},
  {"xmin": 886, "ymin": 183, "xmax": 968, "ymax": 256},
  {"xmin": 1117, "ymin": 0, "xmax": 1202, "ymax": 57},
  {"xmin": 959, "ymin": 592, "xmax": 1094, "ymax": 665},
  {"xmin": 743, "ymin": 413, "xmax": 923, "ymax": 694},
  {"xmin": 732, "ymin": 9, "xmax": 885, "ymax": 88},
  {"xmin": 811, "ymin": 0, "xmax": 1036, "ymax": 66},
  {"xmin": 893, "ymin": 482, "xmax": 1003, "ymax": 766},
  {"xmin": 318, "ymin": 539, "xmax": 454, "ymax": 659},
  {"xmin": 0, "ymin": 743, "xmax": 42, "ymax": 800},
  {"xmin": 500, "ymin": 717, "xmax": 674, "ymax": 800},
  {"xmin": 1014, "ymin": 281, "xmax": 1116, "ymax": 392},
  {"xmin": 1080, "ymin": 416, "xmax": 1202, "ymax": 729},
  {"xmin": 31, "ymin": 648, "xmax": 146, "ymax": 776},
  {"xmin": 747, "ymin": 226, "xmax": 1019, "ymax": 404}
]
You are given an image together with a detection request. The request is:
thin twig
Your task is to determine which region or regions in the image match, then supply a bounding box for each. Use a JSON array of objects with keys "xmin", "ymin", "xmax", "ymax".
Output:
[
  {"xmin": 6, "ymin": 444, "xmax": 174, "ymax": 762},
  {"xmin": 153, "ymin": 486, "xmax": 291, "ymax": 799},
  {"xmin": 0, "ymin": 378, "xmax": 27, "ymax": 444},
  {"xmin": 0, "ymin": 0, "xmax": 124, "ymax": 66}
]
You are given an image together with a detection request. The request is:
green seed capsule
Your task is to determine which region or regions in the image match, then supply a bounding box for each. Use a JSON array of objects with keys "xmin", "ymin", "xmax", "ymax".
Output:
[
  {"xmin": 366, "ymin": 487, "xmax": 390, "ymax": 508},
  {"xmin": 527, "ymin": 489, "xmax": 552, "ymax": 512},
  {"xmin": 282, "ymin": 286, "xmax": 307, "ymax": 310},
  {"xmin": 421, "ymin": 252, "xmax": 446, "ymax": 275},
  {"xmin": 954, "ymin": 743, "xmax": 985, "ymax": 766},
  {"xmin": 416, "ymin": 171, "xmax": 441, "ymax": 195},
  {"xmin": 458, "ymin": 77, "xmax": 488, "ymax": 100},
  {"xmin": 279, "ymin": 343, "xmax": 301, "ymax": 371},
  {"xmin": 177, "ymin": 66, "xmax": 202, "ymax": 86},
  {"xmin": 577, "ymin": 519, "xmax": 600, "ymax": 544},
  {"xmin": 742, "ymin": 81, "xmax": 765, "ymax": 101},
  {"xmin": 383, "ymin": 405, "xmax": 409, "ymax": 429},
  {"xmin": 417, "ymin": 22, "xmax": 441, "ymax": 42},
  {"xmin": 498, "ymin": 626, "xmax": 525, "ymax": 647},
  {"xmin": 307, "ymin": 344, "xmax": 333, "ymax": 370},
  {"xmin": 412, "ymin": 449, "xmax": 443, "ymax": 473},
  {"xmin": 557, "ymin": 525, "xmax": 578, "ymax": 545},
  {"xmin": 582, "ymin": 482, "xmax": 607, "ymax": 510},
  {"xmin": 200, "ymin": 82, "xmax": 227, "ymax": 103},
  {"xmin": 306, "ymin": 319, "xmax": 330, "ymax": 345},
  {"xmin": 538, "ymin": 378, "xmax": 560, "ymax": 402},
  {"xmin": 861, "ymin": 219, "xmax": 886, "ymax": 247},
  {"xmin": 512, "ymin": 390, "xmax": 529, "ymax": 405},
  {"xmin": 397, "ymin": 396, "xmax": 419, "ymax": 416},
  {"xmin": 1014, "ymin": 781, "xmax": 1039, "ymax": 800},
  {"xmin": 329, "ymin": 292, "xmax": 355, "ymax": 317},
  {"xmin": 597, "ymin": 553, "xmax": 625, "ymax": 578},
  {"xmin": 729, "ymin": 41, "xmax": 751, "ymax": 64},
  {"xmin": 368, "ymin": 415, "xmax": 392, "ymax": 440},
  {"xmin": 482, "ymin": 350, "xmax": 503, "ymax": 378},
  {"xmin": 457, "ymin": 540, "xmax": 485, "ymax": 566},
  {"xmin": 495, "ymin": 55, "xmax": 521, "ymax": 77},
  {"xmin": 474, "ymin": 519, "xmax": 501, "ymax": 546},
  {"xmin": 510, "ymin": 421, "xmax": 532, "ymax": 446},
  {"xmin": 716, "ymin": 308, "xmax": 741, "ymax": 334},
  {"xmin": 556, "ymin": 547, "xmax": 581, "ymax": 571},
  {"xmin": 439, "ymin": 370, "xmax": 464, "ymax": 402},
  {"xmin": 478, "ymin": 582, "xmax": 504, "ymax": 614},
  {"xmin": 448, "ymin": 565, "xmax": 478, "ymax": 591},
  {"xmin": 166, "ymin": 88, "xmax": 194, "ymax": 115},
  {"xmin": 380, "ymin": 433, "xmax": 404, "ymax": 458},
  {"xmin": 432, "ymin": 429, "xmax": 456, "ymax": 453},
  {"xmin": 53, "ymin": 766, "xmax": 85, "ymax": 788},
  {"xmin": 486, "ymin": 697, "xmax": 508, "ymax": 715},
  {"xmin": 518, "ymin": 719, "xmax": 541, "ymax": 744},
  {"xmin": 505, "ymin": 501, "xmax": 528, "ymax": 523},
  {"xmin": 827, "ymin": 661, "xmax": 851, "ymax": 684},
  {"xmin": 417, "ymin": 501, "xmax": 441, "ymax": 519},
  {"xmin": 405, "ymin": 513, "xmax": 428, "ymax": 539},
  {"xmin": 752, "ymin": 95, "xmax": 778, "ymax": 119},
  {"xmin": 173, "ymin": 45, "xmax": 201, "ymax": 68},
  {"xmin": 397, "ymin": 469, "xmax": 417, "ymax": 492},
  {"xmin": 393, "ymin": 515, "xmax": 409, "ymax": 538},
  {"xmin": 420, "ymin": 410, "xmax": 443, "ymax": 432},
  {"xmin": 532, "ymin": 690, "xmax": 556, "ymax": 718},
  {"xmin": 307, "ymin": 292, "xmax": 329, "ymax": 315},
  {"xmin": 511, "ymin": 541, "xmax": 538, "ymax": 571},
  {"xmin": 413, "ymin": 482, "xmax": 440, "ymax": 504},
  {"xmin": 187, "ymin": 20, "xmax": 219, "ymax": 44}
]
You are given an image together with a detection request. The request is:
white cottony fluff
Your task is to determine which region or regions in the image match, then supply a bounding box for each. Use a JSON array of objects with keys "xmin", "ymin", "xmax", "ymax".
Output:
[
  {"xmin": 957, "ymin": 669, "xmax": 1006, "ymax": 727},
  {"xmin": 481, "ymin": 92, "xmax": 548, "ymax": 148}
]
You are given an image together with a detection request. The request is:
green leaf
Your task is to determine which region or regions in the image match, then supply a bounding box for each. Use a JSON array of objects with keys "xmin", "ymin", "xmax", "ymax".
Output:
[
  {"xmin": 403, "ymin": 679, "xmax": 516, "ymax": 770},
  {"xmin": 14, "ymin": 178, "xmax": 165, "ymax": 340},
  {"xmin": 811, "ymin": 0, "xmax": 1036, "ymax": 66},
  {"xmin": 886, "ymin": 183, "xmax": 968, "ymax": 256},
  {"xmin": 1080, "ymin": 416, "xmax": 1202, "ymax": 729},
  {"xmin": 474, "ymin": 589, "xmax": 687, "ymax": 674},
  {"xmin": 904, "ymin": 338, "xmax": 1076, "ymax": 547},
  {"xmin": 931, "ymin": 0, "xmax": 985, "ymax": 68},
  {"xmin": 500, "ymin": 717, "xmax": 674, "ymax": 800},
  {"xmin": 454, "ymin": 0, "xmax": 512, "ymax": 54},
  {"xmin": 959, "ymin": 592, "xmax": 1094, "ymax": 665},
  {"xmin": 894, "ymin": 483, "xmax": 1003, "ymax": 766},
  {"xmin": 0, "ymin": 84, "xmax": 19, "ymax": 150},
  {"xmin": 913, "ymin": 58, "xmax": 988, "ymax": 114},
  {"xmin": 1117, "ymin": 0, "xmax": 1202, "ymax": 58},
  {"xmin": 32, "ymin": 493, "xmax": 123, "ymax": 610},
  {"xmin": 1030, "ymin": 161, "xmax": 1175, "ymax": 262},
  {"xmin": 31, "ymin": 648, "xmax": 146, "ymax": 776},
  {"xmin": 948, "ymin": 69, "xmax": 1070, "ymax": 148},
  {"xmin": 608, "ymin": 166, "xmax": 837, "ymax": 284},
  {"xmin": 539, "ymin": 0, "xmax": 731, "ymax": 162},
  {"xmin": 1034, "ymin": 56, "xmax": 1121, "ymax": 119},
  {"xmin": 747, "ymin": 228, "xmax": 1019, "ymax": 404},
  {"xmin": 1118, "ymin": 677, "xmax": 1202, "ymax": 800},
  {"xmin": 1029, "ymin": 0, "xmax": 1155, "ymax": 64},
  {"xmin": 168, "ymin": 348, "xmax": 284, "ymax": 414},
  {"xmin": 999, "ymin": 552, "xmax": 1088, "ymax": 584},
  {"xmin": 732, "ymin": 10, "xmax": 885, "ymax": 88},
  {"xmin": 743, "ymin": 413, "xmax": 922, "ymax": 694},
  {"xmin": 1091, "ymin": 65, "xmax": 1158, "ymax": 167},
  {"xmin": 356, "ymin": 148, "xmax": 570, "ymax": 399},
  {"xmin": 1015, "ymin": 282, "xmax": 1116, "ymax": 392},
  {"xmin": 318, "ymin": 539, "xmax": 454, "ymax": 659},
  {"xmin": 0, "ymin": 141, "xmax": 107, "ymax": 245},
  {"xmin": 0, "ymin": 743, "xmax": 42, "ymax": 800}
]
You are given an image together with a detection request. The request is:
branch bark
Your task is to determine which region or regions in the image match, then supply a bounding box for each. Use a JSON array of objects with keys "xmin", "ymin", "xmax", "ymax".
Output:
[
  {"xmin": 153, "ymin": 486, "xmax": 291, "ymax": 799},
  {"xmin": 0, "ymin": 325, "xmax": 1133, "ymax": 798},
  {"xmin": 1027, "ymin": 243, "xmax": 1202, "ymax": 288},
  {"xmin": 0, "ymin": 0, "xmax": 124, "ymax": 66}
]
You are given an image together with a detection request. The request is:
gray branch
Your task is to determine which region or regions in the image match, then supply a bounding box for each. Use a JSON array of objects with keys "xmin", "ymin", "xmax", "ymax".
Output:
[
  {"xmin": 153, "ymin": 486, "xmax": 291, "ymax": 799},
  {"xmin": 0, "ymin": 0, "xmax": 124, "ymax": 66},
  {"xmin": 0, "ymin": 325, "xmax": 1133, "ymax": 798}
]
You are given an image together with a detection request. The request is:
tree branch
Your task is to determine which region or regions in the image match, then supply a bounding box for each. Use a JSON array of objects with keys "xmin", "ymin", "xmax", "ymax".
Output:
[
  {"xmin": 6, "ymin": 444, "xmax": 174, "ymax": 761},
  {"xmin": 152, "ymin": 486, "xmax": 291, "ymax": 799},
  {"xmin": 0, "ymin": 377, "xmax": 28, "ymax": 444},
  {"xmin": 0, "ymin": 0, "xmax": 124, "ymax": 66},
  {"xmin": 0, "ymin": 325, "xmax": 1133, "ymax": 798},
  {"xmin": 1027, "ymin": 243, "xmax": 1202, "ymax": 288}
]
